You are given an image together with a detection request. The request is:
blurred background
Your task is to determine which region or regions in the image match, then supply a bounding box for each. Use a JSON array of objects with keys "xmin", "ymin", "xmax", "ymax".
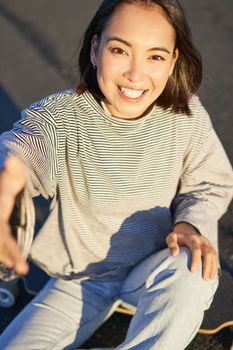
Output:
[{"xmin": 0, "ymin": 0, "xmax": 232, "ymax": 348}]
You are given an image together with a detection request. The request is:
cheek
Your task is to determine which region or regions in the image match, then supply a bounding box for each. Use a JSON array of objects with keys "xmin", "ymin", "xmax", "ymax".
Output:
[
  {"xmin": 149, "ymin": 63, "xmax": 173, "ymax": 83},
  {"xmin": 150, "ymin": 70, "xmax": 169, "ymax": 85},
  {"xmin": 98, "ymin": 54, "xmax": 120, "ymax": 80}
]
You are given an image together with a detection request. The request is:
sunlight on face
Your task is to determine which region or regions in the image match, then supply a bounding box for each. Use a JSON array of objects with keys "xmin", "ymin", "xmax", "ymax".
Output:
[{"xmin": 91, "ymin": 3, "xmax": 179, "ymax": 120}]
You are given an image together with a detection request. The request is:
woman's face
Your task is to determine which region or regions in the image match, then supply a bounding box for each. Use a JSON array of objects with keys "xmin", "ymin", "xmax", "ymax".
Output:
[{"xmin": 91, "ymin": 3, "xmax": 179, "ymax": 120}]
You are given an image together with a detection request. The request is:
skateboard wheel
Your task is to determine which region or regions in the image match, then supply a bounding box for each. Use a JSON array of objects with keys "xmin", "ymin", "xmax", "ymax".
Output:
[{"xmin": 0, "ymin": 281, "xmax": 19, "ymax": 308}]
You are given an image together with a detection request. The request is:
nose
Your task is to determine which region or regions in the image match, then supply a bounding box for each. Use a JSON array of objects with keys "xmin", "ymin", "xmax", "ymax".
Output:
[{"xmin": 123, "ymin": 59, "xmax": 143, "ymax": 83}]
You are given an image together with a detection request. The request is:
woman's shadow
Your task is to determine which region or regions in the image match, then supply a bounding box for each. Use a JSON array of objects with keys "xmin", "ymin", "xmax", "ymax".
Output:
[{"xmin": 68, "ymin": 205, "xmax": 172, "ymax": 348}]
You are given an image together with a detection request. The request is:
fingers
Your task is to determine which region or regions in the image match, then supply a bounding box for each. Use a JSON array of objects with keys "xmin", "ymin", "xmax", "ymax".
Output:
[
  {"xmin": 202, "ymin": 246, "xmax": 218, "ymax": 281},
  {"xmin": 166, "ymin": 230, "xmax": 218, "ymax": 281},
  {"xmin": 5, "ymin": 232, "xmax": 29, "ymax": 275},
  {"xmin": 166, "ymin": 232, "xmax": 180, "ymax": 256},
  {"xmin": 189, "ymin": 247, "xmax": 202, "ymax": 274},
  {"xmin": 0, "ymin": 222, "xmax": 29, "ymax": 275},
  {"xmin": 183, "ymin": 235, "xmax": 218, "ymax": 280},
  {"xmin": 0, "ymin": 156, "xmax": 28, "ymax": 275},
  {"xmin": 188, "ymin": 235, "xmax": 218, "ymax": 280},
  {"xmin": 211, "ymin": 250, "xmax": 219, "ymax": 280}
]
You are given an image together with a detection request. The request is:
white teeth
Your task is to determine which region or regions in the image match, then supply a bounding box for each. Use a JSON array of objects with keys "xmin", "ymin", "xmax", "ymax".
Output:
[{"xmin": 120, "ymin": 87, "xmax": 144, "ymax": 99}]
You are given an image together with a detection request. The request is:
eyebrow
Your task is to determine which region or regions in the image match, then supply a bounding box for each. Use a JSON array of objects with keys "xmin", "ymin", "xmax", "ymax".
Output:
[{"xmin": 106, "ymin": 36, "xmax": 171, "ymax": 54}]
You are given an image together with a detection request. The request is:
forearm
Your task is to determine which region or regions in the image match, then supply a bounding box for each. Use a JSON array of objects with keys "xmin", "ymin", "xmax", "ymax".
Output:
[{"xmin": 0, "ymin": 157, "xmax": 35, "ymax": 279}]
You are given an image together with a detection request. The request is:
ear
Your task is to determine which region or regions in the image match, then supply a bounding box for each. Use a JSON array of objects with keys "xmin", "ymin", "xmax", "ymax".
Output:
[
  {"xmin": 90, "ymin": 34, "xmax": 99, "ymax": 66},
  {"xmin": 169, "ymin": 48, "xmax": 179, "ymax": 76}
]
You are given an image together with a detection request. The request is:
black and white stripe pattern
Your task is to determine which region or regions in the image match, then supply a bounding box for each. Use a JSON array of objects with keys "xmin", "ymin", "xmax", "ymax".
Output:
[{"xmin": 0, "ymin": 89, "xmax": 232, "ymax": 280}]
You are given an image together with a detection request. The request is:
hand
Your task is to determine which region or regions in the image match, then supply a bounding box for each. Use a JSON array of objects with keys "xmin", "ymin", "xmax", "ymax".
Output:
[
  {"xmin": 166, "ymin": 222, "xmax": 218, "ymax": 281},
  {"xmin": 0, "ymin": 155, "xmax": 29, "ymax": 275}
]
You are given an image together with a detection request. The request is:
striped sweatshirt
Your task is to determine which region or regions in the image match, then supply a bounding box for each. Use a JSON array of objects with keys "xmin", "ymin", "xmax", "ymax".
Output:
[{"xmin": 0, "ymin": 89, "xmax": 232, "ymax": 281}]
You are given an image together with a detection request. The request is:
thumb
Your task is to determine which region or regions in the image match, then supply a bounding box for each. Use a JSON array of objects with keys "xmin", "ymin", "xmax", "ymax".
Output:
[{"xmin": 166, "ymin": 232, "xmax": 180, "ymax": 256}]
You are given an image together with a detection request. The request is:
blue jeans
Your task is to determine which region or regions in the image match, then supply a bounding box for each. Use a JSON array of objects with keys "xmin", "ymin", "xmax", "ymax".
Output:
[{"xmin": 0, "ymin": 248, "xmax": 218, "ymax": 350}]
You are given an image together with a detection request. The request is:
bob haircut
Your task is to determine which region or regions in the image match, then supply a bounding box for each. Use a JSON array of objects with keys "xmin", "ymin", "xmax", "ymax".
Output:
[{"xmin": 77, "ymin": 0, "xmax": 202, "ymax": 116}]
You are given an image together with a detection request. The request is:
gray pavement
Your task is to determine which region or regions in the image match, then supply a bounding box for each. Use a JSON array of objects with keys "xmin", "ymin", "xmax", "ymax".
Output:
[{"xmin": 0, "ymin": 1, "xmax": 233, "ymax": 348}]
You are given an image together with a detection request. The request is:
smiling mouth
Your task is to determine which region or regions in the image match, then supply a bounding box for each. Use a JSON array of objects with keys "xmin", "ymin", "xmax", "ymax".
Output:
[{"xmin": 118, "ymin": 86, "xmax": 147, "ymax": 99}]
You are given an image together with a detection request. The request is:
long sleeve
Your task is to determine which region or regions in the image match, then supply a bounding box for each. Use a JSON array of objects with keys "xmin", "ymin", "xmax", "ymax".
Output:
[
  {"xmin": 172, "ymin": 99, "xmax": 233, "ymax": 251},
  {"xmin": 0, "ymin": 100, "xmax": 59, "ymax": 280},
  {"xmin": 0, "ymin": 100, "xmax": 59, "ymax": 199}
]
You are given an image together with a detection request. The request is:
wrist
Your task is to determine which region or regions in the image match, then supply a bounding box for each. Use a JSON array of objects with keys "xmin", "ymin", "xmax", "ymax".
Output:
[{"xmin": 173, "ymin": 222, "xmax": 200, "ymax": 235}]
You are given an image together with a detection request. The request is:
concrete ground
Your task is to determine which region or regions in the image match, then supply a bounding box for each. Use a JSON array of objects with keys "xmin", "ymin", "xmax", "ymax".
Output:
[{"xmin": 0, "ymin": 0, "xmax": 232, "ymax": 348}]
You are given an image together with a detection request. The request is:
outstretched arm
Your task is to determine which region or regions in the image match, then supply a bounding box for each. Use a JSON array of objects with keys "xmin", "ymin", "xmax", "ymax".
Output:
[
  {"xmin": 0, "ymin": 101, "xmax": 59, "ymax": 277},
  {"xmin": 0, "ymin": 156, "xmax": 29, "ymax": 275}
]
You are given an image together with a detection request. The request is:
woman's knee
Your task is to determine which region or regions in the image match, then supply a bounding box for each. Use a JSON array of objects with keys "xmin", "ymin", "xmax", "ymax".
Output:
[{"xmin": 145, "ymin": 246, "xmax": 219, "ymax": 309}]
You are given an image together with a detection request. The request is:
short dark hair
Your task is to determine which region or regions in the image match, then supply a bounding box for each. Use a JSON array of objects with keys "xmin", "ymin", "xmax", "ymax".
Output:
[{"xmin": 77, "ymin": 0, "xmax": 202, "ymax": 115}]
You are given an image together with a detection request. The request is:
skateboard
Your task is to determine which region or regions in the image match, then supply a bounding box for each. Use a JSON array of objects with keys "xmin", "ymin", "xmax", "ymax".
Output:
[
  {"xmin": 1, "ymin": 198, "xmax": 233, "ymax": 336},
  {"xmin": 0, "ymin": 262, "xmax": 48, "ymax": 308},
  {"xmin": 115, "ymin": 268, "xmax": 233, "ymax": 335},
  {"xmin": 198, "ymin": 268, "xmax": 233, "ymax": 335}
]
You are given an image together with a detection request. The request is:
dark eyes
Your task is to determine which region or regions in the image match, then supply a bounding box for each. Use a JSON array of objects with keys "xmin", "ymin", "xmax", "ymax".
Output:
[
  {"xmin": 150, "ymin": 55, "xmax": 165, "ymax": 61},
  {"xmin": 110, "ymin": 47, "xmax": 165, "ymax": 61},
  {"xmin": 111, "ymin": 47, "xmax": 126, "ymax": 55}
]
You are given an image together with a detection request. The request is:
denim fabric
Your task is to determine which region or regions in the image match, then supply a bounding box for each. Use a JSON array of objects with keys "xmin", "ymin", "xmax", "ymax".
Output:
[{"xmin": 0, "ymin": 248, "xmax": 218, "ymax": 350}]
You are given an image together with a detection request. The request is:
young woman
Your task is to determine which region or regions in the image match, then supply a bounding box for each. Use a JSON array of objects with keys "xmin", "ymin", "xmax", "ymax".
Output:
[{"xmin": 0, "ymin": 0, "xmax": 232, "ymax": 349}]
